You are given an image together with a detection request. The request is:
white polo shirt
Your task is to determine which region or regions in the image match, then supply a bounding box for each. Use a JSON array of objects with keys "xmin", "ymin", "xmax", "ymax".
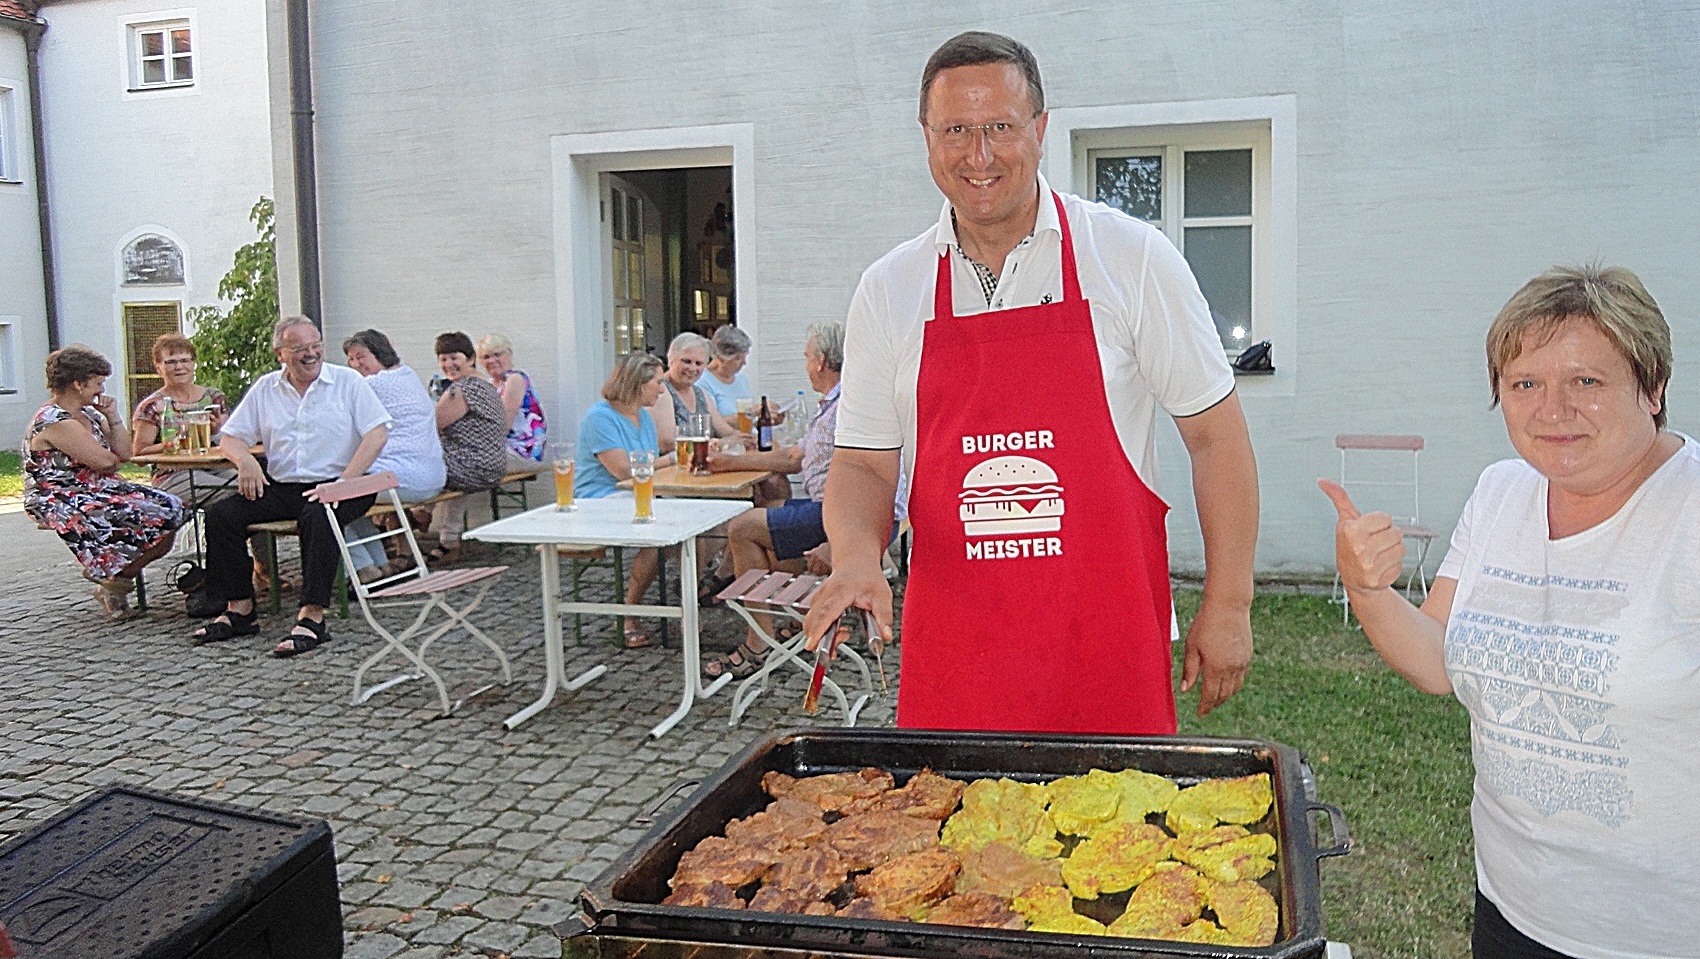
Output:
[
  {"xmin": 222, "ymin": 363, "xmax": 392, "ymax": 484},
  {"xmin": 835, "ymin": 174, "xmax": 1235, "ymax": 493}
]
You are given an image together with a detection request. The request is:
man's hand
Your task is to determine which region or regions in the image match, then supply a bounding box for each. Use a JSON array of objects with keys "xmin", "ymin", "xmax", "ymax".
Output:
[
  {"xmin": 803, "ymin": 542, "xmax": 832, "ymax": 576},
  {"xmin": 1179, "ymin": 597, "xmax": 1253, "ymax": 716},
  {"xmin": 801, "ymin": 561, "xmax": 891, "ymax": 654},
  {"xmin": 235, "ymin": 458, "xmax": 267, "ymax": 500},
  {"xmin": 1318, "ymin": 479, "xmax": 1406, "ymax": 592}
]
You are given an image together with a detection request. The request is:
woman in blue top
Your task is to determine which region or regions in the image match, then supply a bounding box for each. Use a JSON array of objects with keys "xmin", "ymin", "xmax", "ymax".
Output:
[
  {"xmin": 575, "ymin": 352, "xmax": 673, "ymax": 647},
  {"xmin": 699, "ymin": 325, "xmax": 753, "ymax": 417}
]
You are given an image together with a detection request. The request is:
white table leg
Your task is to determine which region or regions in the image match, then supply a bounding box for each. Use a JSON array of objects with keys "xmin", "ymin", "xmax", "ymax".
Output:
[
  {"xmin": 651, "ymin": 537, "xmax": 729, "ymax": 738},
  {"xmin": 504, "ymin": 544, "xmax": 566, "ymax": 729}
]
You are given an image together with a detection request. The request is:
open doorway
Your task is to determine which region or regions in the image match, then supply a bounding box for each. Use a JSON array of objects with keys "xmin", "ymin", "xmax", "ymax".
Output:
[{"xmin": 601, "ymin": 166, "xmax": 734, "ymax": 356}]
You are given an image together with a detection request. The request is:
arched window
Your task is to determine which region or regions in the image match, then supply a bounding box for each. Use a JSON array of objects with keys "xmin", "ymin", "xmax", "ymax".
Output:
[{"xmin": 122, "ymin": 234, "xmax": 184, "ymax": 285}]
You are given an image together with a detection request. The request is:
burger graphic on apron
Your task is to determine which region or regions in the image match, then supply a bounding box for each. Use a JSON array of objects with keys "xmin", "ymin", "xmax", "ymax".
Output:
[{"xmin": 958, "ymin": 455, "xmax": 1065, "ymax": 537}]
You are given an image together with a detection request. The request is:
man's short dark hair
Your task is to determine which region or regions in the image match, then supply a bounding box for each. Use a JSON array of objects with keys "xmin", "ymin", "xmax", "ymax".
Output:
[
  {"xmin": 919, "ymin": 31, "xmax": 1044, "ymax": 123},
  {"xmin": 434, "ymin": 331, "xmax": 476, "ymax": 359},
  {"xmin": 343, "ymin": 329, "xmax": 401, "ymax": 368}
]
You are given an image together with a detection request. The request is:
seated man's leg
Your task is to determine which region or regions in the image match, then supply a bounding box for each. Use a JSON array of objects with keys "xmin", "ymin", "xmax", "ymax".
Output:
[
  {"xmin": 297, "ymin": 493, "xmax": 377, "ymax": 613},
  {"xmin": 715, "ymin": 501, "xmax": 822, "ymax": 669},
  {"xmin": 196, "ymin": 481, "xmax": 302, "ymax": 638}
]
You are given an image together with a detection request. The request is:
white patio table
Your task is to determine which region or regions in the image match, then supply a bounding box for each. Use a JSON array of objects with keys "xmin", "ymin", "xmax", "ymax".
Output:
[{"xmin": 466, "ymin": 496, "xmax": 750, "ymax": 736}]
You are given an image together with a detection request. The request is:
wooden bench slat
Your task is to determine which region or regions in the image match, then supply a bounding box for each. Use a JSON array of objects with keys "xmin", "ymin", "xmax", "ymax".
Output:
[
  {"xmin": 742, "ymin": 571, "xmax": 794, "ymax": 603},
  {"xmin": 718, "ymin": 569, "xmax": 771, "ymax": 602},
  {"xmin": 370, "ymin": 565, "xmax": 507, "ymax": 597},
  {"xmin": 791, "ymin": 578, "xmax": 826, "ymax": 611},
  {"xmin": 772, "ymin": 574, "xmax": 819, "ymax": 606}
]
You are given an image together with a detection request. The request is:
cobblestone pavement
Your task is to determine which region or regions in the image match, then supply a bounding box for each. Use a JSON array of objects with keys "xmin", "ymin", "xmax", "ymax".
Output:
[{"xmin": 0, "ymin": 509, "xmax": 902, "ymax": 959}]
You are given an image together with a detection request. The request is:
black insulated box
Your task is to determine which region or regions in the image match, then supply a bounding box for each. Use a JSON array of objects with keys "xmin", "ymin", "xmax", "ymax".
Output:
[{"xmin": 0, "ymin": 785, "xmax": 341, "ymax": 959}]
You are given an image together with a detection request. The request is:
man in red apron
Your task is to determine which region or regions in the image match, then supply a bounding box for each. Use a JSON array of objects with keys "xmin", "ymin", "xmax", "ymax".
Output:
[{"xmin": 805, "ymin": 32, "xmax": 1260, "ymax": 735}]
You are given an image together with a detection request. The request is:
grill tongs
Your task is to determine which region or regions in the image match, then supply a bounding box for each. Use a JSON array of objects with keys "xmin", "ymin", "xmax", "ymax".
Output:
[{"xmin": 803, "ymin": 609, "xmax": 887, "ymax": 714}]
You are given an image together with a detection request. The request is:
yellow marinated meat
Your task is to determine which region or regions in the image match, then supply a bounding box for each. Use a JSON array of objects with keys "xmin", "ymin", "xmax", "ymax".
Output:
[
  {"xmin": 1028, "ymin": 912, "xmax": 1108, "ymax": 935},
  {"xmin": 1098, "ymin": 769, "xmax": 1180, "ymax": 832},
  {"xmin": 1044, "ymin": 769, "xmax": 1123, "ymax": 835},
  {"xmin": 1060, "ymin": 821, "xmax": 1171, "ymax": 899},
  {"xmin": 1173, "ymin": 919, "xmax": 1234, "ymax": 944},
  {"xmin": 940, "ymin": 778, "xmax": 1063, "ymax": 858},
  {"xmin": 1010, "ymin": 884, "xmax": 1075, "ymax": 925},
  {"xmin": 1165, "ymin": 773, "xmax": 1272, "ymax": 834},
  {"xmin": 1173, "ymin": 828, "xmax": 1277, "ymax": 883},
  {"xmin": 1106, "ymin": 862, "xmax": 1205, "ymax": 937},
  {"xmin": 1209, "ymin": 879, "xmax": 1279, "ymax": 946}
]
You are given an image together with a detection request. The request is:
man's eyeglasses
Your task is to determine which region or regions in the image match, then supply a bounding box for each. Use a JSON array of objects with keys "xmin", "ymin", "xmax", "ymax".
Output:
[
  {"xmin": 927, "ymin": 116, "xmax": 1039, "ymax": 148},
  {"xmin": 283, "ymin": 344, "xmax": 323, "ymax": 357}
]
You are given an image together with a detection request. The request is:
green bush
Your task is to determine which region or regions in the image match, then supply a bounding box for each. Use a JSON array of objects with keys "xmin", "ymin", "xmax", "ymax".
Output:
[{"xmin": 189, "ymin": 197, "xmax": 279, "ymax": 405}]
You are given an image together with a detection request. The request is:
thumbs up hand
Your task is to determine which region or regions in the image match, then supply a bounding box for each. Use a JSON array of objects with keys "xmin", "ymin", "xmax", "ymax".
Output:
[{"xmin": 1318, "ymin": 479, "xmax": 1407, "ymax": 593}]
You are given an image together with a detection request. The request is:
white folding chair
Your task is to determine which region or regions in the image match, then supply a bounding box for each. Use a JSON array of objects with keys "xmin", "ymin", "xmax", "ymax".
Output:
[
  {"xmin": 1330, "ymin": 434, "xmax": 1437, "ymax": 623},
  {"xmin": 716, "ymin": 569, "xmax": 874, "ymax": 727},
  {"xmin": 317, "ymin": 472, "xmax": 513, "ymax": 715}
]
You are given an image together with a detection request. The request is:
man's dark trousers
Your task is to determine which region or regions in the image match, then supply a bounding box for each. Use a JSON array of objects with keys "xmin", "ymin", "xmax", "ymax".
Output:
[{"xmin": 205, "ymin": 478, "xmax": 376, "ymax": 609}]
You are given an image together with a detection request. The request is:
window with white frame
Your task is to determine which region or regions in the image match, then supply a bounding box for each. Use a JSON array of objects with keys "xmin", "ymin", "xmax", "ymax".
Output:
[
  {"xmin": 0, "ymin": 85, "xmax": 15, "ymax": 181},
  {"xmin": 129, "ymin": 21, "xmax": 194, "ymax": 89},
  {"xmin": 1081, "ymin": 121, "xmax": 1270, "ymax": 356},
  {"xmin": 0, "ymin": 319, "xmax": 19, "ymax": 395}
]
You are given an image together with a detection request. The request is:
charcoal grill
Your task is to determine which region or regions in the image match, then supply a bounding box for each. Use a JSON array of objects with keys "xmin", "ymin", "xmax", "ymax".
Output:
[{"xmin": 563, "ymin": 728, "xmax": 1351, "ymax": 959}]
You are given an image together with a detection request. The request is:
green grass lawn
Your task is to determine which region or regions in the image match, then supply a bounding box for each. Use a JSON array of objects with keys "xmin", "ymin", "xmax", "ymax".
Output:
[
  {"xmin": 0, "ymin": 449, "xmax": 152, "ymax": 499},
  {"xmin": 1172, "ymin": 589, "xmax": 1474, "ymax": 958}
]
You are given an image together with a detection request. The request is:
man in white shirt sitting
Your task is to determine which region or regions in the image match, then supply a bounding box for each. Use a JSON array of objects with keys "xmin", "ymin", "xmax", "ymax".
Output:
[{"xmin": 191, "ymin": 316, "xmax": 391, "ymax": 657}]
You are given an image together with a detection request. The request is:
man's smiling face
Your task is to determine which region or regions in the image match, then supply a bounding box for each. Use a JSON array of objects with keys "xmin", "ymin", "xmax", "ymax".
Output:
[{"xmin": 922, "ymin": 62, "xmax": 1048, "ymax": 238}]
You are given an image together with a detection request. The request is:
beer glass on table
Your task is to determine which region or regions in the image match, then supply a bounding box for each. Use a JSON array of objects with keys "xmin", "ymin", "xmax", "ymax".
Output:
[
  {"xmin": 629, "ymin": 449, "xmax": 656, "ymax": 524},
  {"xmin": 553, "ymin": 442, "xmax": 577, "ymax": 512},
  {"xmin": 687, "ymin": 412, "xmax": 712, "ymax": 475},
  {"xmin": 734, "ymin": 397, "xmax": 754, "ymax": 434},
  {"xmin": 674, "ymin": 436, "xmax": 695, "ymax": 474},
  {"xmin": 185, "ymin": 410, "xmax": 212, "ymax": 453}
]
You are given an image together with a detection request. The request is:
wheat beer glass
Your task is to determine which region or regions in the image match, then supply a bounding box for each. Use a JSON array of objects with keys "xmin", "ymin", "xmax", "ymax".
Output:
[
  {"xmin": 734, "ymin": 397, "xmax": 754, "ymax": 434},
  {"xmin": 185, "ymin": 410, "xmax": 212, "ymax": 453},
  {"xmin": 674, "ymin": 436, "xmax": 694, "ymax": 472},
  {"xmin": 629, "ymin": 449, "xmax": 656, "ymax": 524},
  {"xmin": 553, "ymin": 443, "xmax": 577, "ymax": 511}
]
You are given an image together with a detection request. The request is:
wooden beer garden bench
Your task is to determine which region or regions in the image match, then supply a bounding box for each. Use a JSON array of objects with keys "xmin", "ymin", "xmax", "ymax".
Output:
[{"xmin": 250, "ymin": 468, "xmax": 542, "ymax": 615}]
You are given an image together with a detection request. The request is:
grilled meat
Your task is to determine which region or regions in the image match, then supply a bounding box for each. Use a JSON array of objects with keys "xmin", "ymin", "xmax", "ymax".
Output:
[
  {"xmin": 764, "ymin": 843, "xmax": 850, "ymax": 900},
  {"xmin": 1174, "ymin": 919, "xmax": 1232, "ymax": 944},
  {"xmin": 670, "ymin": 835, "xmax": 779, "ymax": 890},
  {"xmin": 838, "ymin": 897, "xmax": 903, "ymax": 921},
  {"xmin": 824, "ymin": 810, "xmax": 943, "ymax": 871},
  {"xmin": 1172, "ymin": 825, "xmax": 1276, "ymax": 882},
  {"xmin": 1045, "ymin": 768, "xmax": 1123, "ymax": 836},
  {"xmin": 845, "ymin": 768, "xmax": 965, "ymax": 820},
  {"xmin": 940, "ymin": 777, "xmax": 1062, "ymax": 858},
  {"xmin": 1010, "ymin": 884, "xmax": 1076, "ymax": 926},
  {"xmin": 1060, "ymin": 821, "xmax": 1171, "ymax": 899},
  {"xmin": 662, "ymin": 880, "xmax": 745, "ymax": 909},
  {"xmin": 724, "ymin": 797, "xmax": 829, "ymax": 853},
  {"xmin": 853, "ymin": 848, "xmax": 960, "ymax": 919},
  {"xmin": 1209, "ymin": 879, "xmax": 1279, "ymax": 946},
  {"xmin": 924, "ymin": 892, "xmax": 1027, "ymax": 930},
  {"xmin": 1165, "ymin": 773, "xmax": 1272, "ymax": 834},
  {"xmin": 956, "ymin": 840, "xmax": 1064, "ymax": 900},
  {"xmin": 762, "ymin": 768, "xmax": 895, "ymax": 812},
  {"xmin": 1106, "ymin": 862, "xmax": 1206, "ymax": 938},
  {"xmin": 1029, "ymin": 912, "xmax": 1108, "ymax": 935},
  {"xmin": 748, "ymin": 884, "xmax": 822, "ymax": 914}
]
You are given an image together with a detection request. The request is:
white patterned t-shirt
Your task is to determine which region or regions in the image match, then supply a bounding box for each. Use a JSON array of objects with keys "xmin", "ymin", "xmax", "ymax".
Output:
[{"xmin": 1437, "ymin": 436, "xmax": 1700, "ymax": 959}]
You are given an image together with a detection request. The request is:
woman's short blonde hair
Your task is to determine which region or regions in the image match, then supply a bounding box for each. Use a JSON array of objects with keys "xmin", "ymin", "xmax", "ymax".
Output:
[
  {"xmin": 602, "ymin": 352, "xmax": 664, "ymax": 405},
  {"xmin": 1486, "ymin": 264, "xmax": 1672, "ymax": 428},
  {"xmin": 476, "ymin": 333, "xmax": 513, "ymax": 356}
]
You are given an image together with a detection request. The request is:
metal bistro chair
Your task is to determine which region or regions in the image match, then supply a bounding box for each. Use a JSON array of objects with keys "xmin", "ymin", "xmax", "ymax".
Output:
[
  {"xmin": 317, "ymin": 472, "xmax": 513, "ymax": 715},
  {"xmin": 1331, "ymin": 434, "xmax": 1437, "ymax": 623},
  {"xmin": 716, "ymin": 569, "xmax": 874, "ymax": 727}
]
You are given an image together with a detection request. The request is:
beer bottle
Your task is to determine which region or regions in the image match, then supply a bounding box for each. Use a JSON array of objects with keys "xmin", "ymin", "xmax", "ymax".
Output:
[
  {"xmin": 756, "ymin": 396, "xmax": 774, "ymax": 452},
  {"xmin": 159, "ymin": 397, "xmax": 181, "ymax": 451}
]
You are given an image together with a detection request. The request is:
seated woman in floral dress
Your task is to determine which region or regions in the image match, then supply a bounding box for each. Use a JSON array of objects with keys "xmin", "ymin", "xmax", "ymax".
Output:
[{"xmin": 23, "ymin": 346, "xmax": 189, "ymax": 619}]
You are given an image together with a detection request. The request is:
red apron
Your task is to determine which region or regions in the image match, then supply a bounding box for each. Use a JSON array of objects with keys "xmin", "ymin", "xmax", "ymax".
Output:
[{"xmin": 896, "ymin": 191, "xmax": 1177, "ymax": 735}]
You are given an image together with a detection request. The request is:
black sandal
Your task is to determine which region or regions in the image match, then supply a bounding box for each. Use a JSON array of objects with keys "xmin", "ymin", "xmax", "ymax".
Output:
[
  {"xmin": 697, "ymin": 571, "xmax": 737, "ymax": 607},
  {"xmin": 273, "ymin": 617, "xmax": 332, "ymax": 658},
  {"xmin": 191, "ymin": 608, "xmax": 260, "ymax": 645}
]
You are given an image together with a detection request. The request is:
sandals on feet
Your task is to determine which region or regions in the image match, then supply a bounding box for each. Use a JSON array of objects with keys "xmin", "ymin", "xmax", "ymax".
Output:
[
  {"xmin": 191, "ymin": 608, "xmax": 260, "ymax": 645},
  {"xmin": 425, "ymin": 543, "xmax": 461, "ymax": 566},
  {"xmin": 92, "ymin": 585, "xmax": 136, "ymax": 620},
  {"xmin": 623, "ymin": 625, "xmax": 657, "ymax": 649},
  {"xmin": 697, "ymin": 571, "xmax": 737, "ymax": 607},
  {"xmin": 703, "ymin": 643, "xmax": 769, "ymax": 679},
  {"xmin": 274, "ymin": 617, "xmax": 332, "ymax": 658}
]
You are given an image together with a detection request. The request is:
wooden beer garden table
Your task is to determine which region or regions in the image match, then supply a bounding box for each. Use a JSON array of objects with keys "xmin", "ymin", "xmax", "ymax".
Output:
[{"xmin": 617, "ymin": 465, "xmax": 779, "ymax": 501}]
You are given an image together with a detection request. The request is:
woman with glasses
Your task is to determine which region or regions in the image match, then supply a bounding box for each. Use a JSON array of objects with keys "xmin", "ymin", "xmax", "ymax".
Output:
[
  {"xmin": 476, "ymin": 333, "xmax": 547, "ymax": 469},
  {"xmin": 132, "ymin": 334, "xmax": 233, "ymax": 508}
]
